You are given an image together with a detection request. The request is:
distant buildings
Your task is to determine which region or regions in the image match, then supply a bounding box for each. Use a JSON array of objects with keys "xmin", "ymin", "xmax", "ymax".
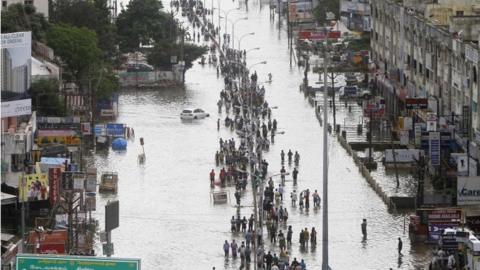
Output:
[
  {"xmin": 370, "ymin": 0, "xmax": 480, "ymax": 136},
  {"xmin": 340, "ymin": 0, "xmax": 370, "ymax": 32}
]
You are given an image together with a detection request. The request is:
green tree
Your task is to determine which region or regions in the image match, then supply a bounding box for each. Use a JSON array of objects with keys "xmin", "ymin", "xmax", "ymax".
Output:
[
  {"xmin": 29, "ymin": 79, "xmax": 65, "ymax": 116},
  {"xmin": 49, "ymin": 0, "xmax": 117, "ymax": 60},
  {"xmin": 1, "ymin": 3, "xmax": 50, "ymax": 42},
  {"xmin": 47, "ymin": 24, "xmax": 101, "ymax": 89},
  {"xmin": 147, "ymin": 40, "xmax": 207, "ymax": 71},
  {"xmin": 116, "ymin": 0, "xmax": 171, "ymax": 52},
  {"xmin": 313, "ymin": 0, "xmax": 339, "ymax": 25}
]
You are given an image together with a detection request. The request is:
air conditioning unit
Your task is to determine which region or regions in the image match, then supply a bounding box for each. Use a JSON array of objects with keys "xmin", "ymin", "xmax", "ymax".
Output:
[{"xmin": 14, "ymin": 133, "xmax": 25, "ymax": 141}]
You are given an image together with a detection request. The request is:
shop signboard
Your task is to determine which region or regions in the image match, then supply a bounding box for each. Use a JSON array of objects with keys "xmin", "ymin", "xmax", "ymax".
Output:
[
  {"xmin": 94, "ymin": 124, "xmax": 106, "ymax": 136},
  {"xmin": 405, "ymin": 98, "xmax": 428, "ymax": 109},
  {"xmin": 36, "ymin": 130, "xmax": 80, "ymax": 146},
  {"xmin": 384, "ymin": 149, "xmax": 423, "ymax": 163},
  {"xmin": 85, "ymin": 196, "xmax": 96, "ymax": 211},
  {"xmin": 427, "ymin": 209, "xmax": 461, "ymax": 242},
  {"xmin": 457, "ymin": 176, "xmax": 480, "ymax": 205},
  {"xmin": 80, "ymin": 122, "xmax": 91, "ymax": 135},
  {"xmin": 415, "ymin": 123, "xmax": 422, "ymax": 146},
  {"xmin": 19, "ymin": 173, "xmax": 49, "ymax": 202},
  {"xmin": 106, "ymin": 123, "xmax": 124, "ymax": 137},
  {"xmin": 16, "ymin": 254, "xmax": 141, "ymax": 270},
  {"xmin": 1, "ymin": 99, "xmax": 32, "ymax": 118},
  {"xmin": 61, "ymin": 172, "xmax": 85, "ymax": 192},
  {"xmin": 298, "ymin": 30, "xmax": 341, "ymax": 41},
  {"xmin": 400, "ymin": 130, "xmax": 409, "ymax": 145},
  {"xmin": 48, "ymin": 168, "xmax": 61, "ymax": 205},
  {"xmin": 429, "ymin": 132, "xmax": 440, "ymax": 166},
  {"xmin": 85, "ymin": 175, "xmax": 97, "ymax": 192}
]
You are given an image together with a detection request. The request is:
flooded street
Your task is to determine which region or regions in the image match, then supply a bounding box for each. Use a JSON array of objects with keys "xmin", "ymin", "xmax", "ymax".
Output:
[{"xmin": 88, "ymin": 0, "xmax": 431, "ymax": 268}]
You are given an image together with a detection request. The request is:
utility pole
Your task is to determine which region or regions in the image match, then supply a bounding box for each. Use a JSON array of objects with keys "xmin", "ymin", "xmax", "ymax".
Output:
[
  {"xmin": 321, "ymin": 46, "xmax": 330, "ymax": 270},
  {"xmin": 330, "ymin": 71, "xmax": 337, "ymax": 128}
]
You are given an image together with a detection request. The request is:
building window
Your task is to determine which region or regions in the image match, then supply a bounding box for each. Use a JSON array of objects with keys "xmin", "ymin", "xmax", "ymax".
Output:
[
  {"xmin": 24, "ymin": 0, "xmax": 33, "ymax": 5},
  {"xmin": 375, "ymin": 32, "xmax": 378, "ymax": 41},
  {"xmin": 419, "ymin": 63, "xmax": 423, "ymax": 74},
  {"xmin": 474, "ymin": 66, "xmax": 477, "ymax": 84},
  {"xmin": 456, "ymin": 10, "xmax": 464, "ymax": 16},
  {"xmin": 426, "ymin": 69, "xmax": 430, "ymax": 79},
  {"xmin": 2, "ymin": 1, "xmax": 6, "ymax": 7}
]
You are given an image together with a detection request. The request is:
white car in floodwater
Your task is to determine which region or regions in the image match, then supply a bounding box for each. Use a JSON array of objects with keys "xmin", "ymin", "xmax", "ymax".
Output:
[{"xmin": 180, "ymin": 108, "xmax": 210, "ymax": 120}]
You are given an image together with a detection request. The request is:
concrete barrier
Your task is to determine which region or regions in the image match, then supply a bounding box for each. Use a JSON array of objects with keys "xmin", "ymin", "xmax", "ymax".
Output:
[{"xmin": 337, "ymin": 133, "xmax": 391, "ymax": 207}]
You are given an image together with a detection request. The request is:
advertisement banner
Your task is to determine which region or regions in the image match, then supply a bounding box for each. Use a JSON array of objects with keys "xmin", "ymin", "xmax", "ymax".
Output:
[
  {"xmin": 1, "ymin": 98, "xmax": 32, "ymax": 118},
  {"xmin": 85, "ymin": 176, "xmax": 97, "ymax": 192},
  {"xmin": 415, "ymin": 123, "xmax": 422, "ymax": 146},
  {"xmin": 36, "ymin": 130, "xmax": 80, "ymax": 146},
  {"xmin": 94, "ymin": 124, "xmax": 106, "ymax": 136},
  {"xmin": 384, "ymin": 149, "xmax": 423, "ymax": 163},
  {"xmin": 429, "ymin": 132, "xmax": 440, "ymax": 166},
  {"xmin": 427, "ymin": 209, "xmax": 461, "ymax": 242},
  {"xmin": 457, "ymin": 176, "xmax": 480, "ymax": 205},
  {"xmin": 85, "ymin": 196, "xmax": 96, "ymax": 211},
  {"xmin": 49, "ymin": 168, "xmax": 61, "ymax": 205},
  {"xmin": 81, "ymin": 122, "xmax": 91, "ymax": 135},
  {"xmin": 16, "ymin": 254, "xmax": 141, "ymax": 270},
  {"xmin": 106, "ymin": 123, "xmax": 124, "ymax": 137},
  {"xmin": 1, "ymin": 31, "xmax": 32, "ymax": 94},
  {"xmin": 405, "ymin": 98, "xmax": 428, "ymax": 109},
  {"xmin": 400, "ymin": 130, "xmax": 409, "ymax": 145},
  {"xmin": 19, "ymin": 173, "xmax": 49, "ymax": 202},
  {"xmin": 62, "ymin": 172, "xmax": 85, "ymax": 191}
]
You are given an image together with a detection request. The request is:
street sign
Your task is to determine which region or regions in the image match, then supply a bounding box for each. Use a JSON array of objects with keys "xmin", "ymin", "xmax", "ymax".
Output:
[
  {"xmin": 405, "ymin": 98, "xmax": 428, "ymax": 109},
  {"xmin": 429, "ymin": 132, "xmax": 440, "ymax": 166},
  {"xmin": 103, "ymin": 242, "xmax": 114, "ymax": 256},
  {"xmin": 105, "ymin": 200, "xmax": 119, "ymax": 231},
  {"xmin": 16, "ymin": 254, "xmax": 140, "ymax": 270},
  {"xmin": 106, "ymin": 123, "xmax": 124, "ymax": 137}
]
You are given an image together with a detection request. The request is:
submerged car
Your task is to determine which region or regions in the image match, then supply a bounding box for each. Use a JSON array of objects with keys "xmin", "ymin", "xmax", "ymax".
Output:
[{"xmin": 180, "ymin": 108, "xmax": 210, "ymax": 120}]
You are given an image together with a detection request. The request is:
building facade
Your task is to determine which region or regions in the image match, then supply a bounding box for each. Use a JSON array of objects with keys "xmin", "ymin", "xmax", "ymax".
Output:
[{"xmin": 370, "ymin": 0, "xmax": 480, "ymax": 138}]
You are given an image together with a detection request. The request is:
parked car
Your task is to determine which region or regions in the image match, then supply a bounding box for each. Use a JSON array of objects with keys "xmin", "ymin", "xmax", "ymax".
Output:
[{"xmin": 180, "ymin": 108, "xmax": 210, "ymax": 120}]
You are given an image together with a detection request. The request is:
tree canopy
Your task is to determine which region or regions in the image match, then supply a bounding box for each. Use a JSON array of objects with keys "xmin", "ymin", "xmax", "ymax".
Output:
[
  {"xmin": 29, "ymin": 79, "xmax": 65, "ymax": 116},
  {"xmin": 313, "ymin": 0, "xmax": 339, "ymax": 25},
  {"xmin": 47, "ymin": 24, "xmax": 102, "ymax": 88},
  {"xmin": 49, "ymin": 0, "xmax": 117, "ymax": 60},
  {"xmin": 1, "ymin": 3, "xmax": 50, "ymax": 42},
  {"xmin": 116, "ymin": 0, "xmax": 174, "ymax": 52}
]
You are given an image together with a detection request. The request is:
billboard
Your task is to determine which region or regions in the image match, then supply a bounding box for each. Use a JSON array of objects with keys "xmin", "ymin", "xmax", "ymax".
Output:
[
  {"xmin": 105, "ymin": 200, "xmax": 119, "ymax": 231},
  {"xmin": 298, "ymin": 31, "xmax": 341, "ymax": 41},
  {"xmin": 19, "ymin": 173, "xmax": 49, "ymax": 202},
  {"xmin": 1, "ymin": 31, "xmax": 32, "ymax": 94},
  {"xmin": 49, "ymin": 168, "xmax": 61, "ymax": 205},
  {"xmin": 427, "ymin": 209, "xmax": 461, "ymax": 242},
  {"xmin": 16, "ymin": 254, "xmax": 140, "ymax": 270},
  {"xmin": 405, "ymin": 98, "xmax": 428, "ymax": 110},
  {"xmin": 457, "ymin": 176, "xmax": 480, "ymax": 205},
  {"xmin": 1, "ymin": 98, "xmax": 32, "ymax": 118},
  {"xmin": 429, "ymin": 132, "xmax": 440, "ymax": 166},
  {"xmin": 106, "ymin": 123, "xmax": 124, "ymax": 137},
  {"xmin": 36, "ymin": 129, "xmax": 81, "ymax": 146}
]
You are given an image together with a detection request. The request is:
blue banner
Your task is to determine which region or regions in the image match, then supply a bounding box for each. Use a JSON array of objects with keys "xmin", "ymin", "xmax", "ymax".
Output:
[{"xmin": 106, "ymin": 123, "xmax": 124, "ymax": 137}]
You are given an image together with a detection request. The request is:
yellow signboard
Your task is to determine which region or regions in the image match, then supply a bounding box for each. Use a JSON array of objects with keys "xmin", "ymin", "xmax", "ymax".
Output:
[{"xmin": 19, "ymin": 173, "xmax": 49, "ymax": 202}]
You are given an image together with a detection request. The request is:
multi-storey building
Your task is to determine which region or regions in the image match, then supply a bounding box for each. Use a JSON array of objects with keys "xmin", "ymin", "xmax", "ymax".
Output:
[{"xmin": 370, "ymin": 0, "xmax": 480, "ymax": 138}]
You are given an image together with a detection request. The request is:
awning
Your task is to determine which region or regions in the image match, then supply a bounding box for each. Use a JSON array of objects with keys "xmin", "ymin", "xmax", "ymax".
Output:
[{"xmin": 1, "ymin": 192, "xmax": 17, "ymax": 205}]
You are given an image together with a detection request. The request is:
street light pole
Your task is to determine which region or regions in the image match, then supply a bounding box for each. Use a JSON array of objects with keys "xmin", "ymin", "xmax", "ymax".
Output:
[
  {"xmin": 238, "ymin": 32, "xmax": 255, "ymax": 51},
  {"xmin": 229, "ymin": 17, "xmax": 248, "ymax": 50},
  {"xmin": 322, "ymin": 47, "xmax": 330, "ymax": 270}
]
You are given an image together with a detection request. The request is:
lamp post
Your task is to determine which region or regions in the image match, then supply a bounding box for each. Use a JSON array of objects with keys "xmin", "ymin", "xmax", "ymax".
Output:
[
  {"xmin": 238, "ymin": 32, "xmax": 255, "ymax": 51},
  {"xmin": 215, "ymin": 7, "xmax": 240, "ymax": 46},
  {"xmin": 229, "ymin": 17, "xmax": 248, "ymax": 50},
  {"xmin": 246, "ymin": 47, "xmax": 260, "ymax": 55}
]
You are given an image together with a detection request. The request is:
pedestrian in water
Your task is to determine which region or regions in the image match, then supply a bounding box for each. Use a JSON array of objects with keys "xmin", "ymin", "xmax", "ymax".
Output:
[
  {"xmin": 248, "ymin": 214, "xmax": 254, "ymax": 231},
  {"xmin": 223, "ymin": 240, "xmax": 230, "ymax": 257},
  {"xmin": 292, "ymin": 167, "xmax": 298, "ymax": 185},
  {"xmin": 280, "ymin": 150, "xmax": 285, "ymax": 164},
  {"xmin": 278, "ymin": 184, "xmax": 284, "ymax": 201},
  {"xmin": 313, "ymin": 189, "xmax": 321, "ymax": 208},
  {"xmin": 311, "ymin": 227, "xmax": 317, "ymax": 247},
  {"xmin": 398, "ymin": 237, "xmax": 403, "ymax": 254},
  {"xmin": 283, "ymin": 207, "xmax": 288, "ymax": 223},
  {"xmin": 231, "ymin": 240, "xmax": 238, "ymax": 258},
  {"xmin": 300, "ymin": 259, "xmax": 306, "ymax": 270},
  {"xmin": 280, "ymin": 166, "xmax": 286, "ymax": 185},
  {"xmin": 242, "ymin": 216, "xmax": 247, "ymax": 232},
  {"xmin": 299, "ymin": 229, "xmax": 305, "ymax": 248},
  {"xmin": 231, "ymin": 216, "xmax": 236, "ymax": 232},
  {"xmin": 217, "ymin": 118, "xmax": 220, "ymax": 131},
  {"xmin": 361, "ymin": 219, "xmax": 367, "ymax": 240},
  {"xmin": 291, "ymin": 190, "xmax": 297, "ymax": 206},
  {"xmin": 270, "ymin": 131, "xmax": 275, "ymax": 144},
  {"xmin": 287, "ymin": 226, "xmax": 293, "ymax": 246},
  {"xmin": 303, "ymin": 228, "xmax": 309, "ymax": 247},
  {"xmin": 304, "ymin": 189, "xmax": 310, "ymax": 210},
  {"xmin": 209, "ymin": 169, "xmax": 215, "ymax": 186},
  {"xmin": 272, "ymin": 119, "xmax": 277, "ymax": 132},
  {"xmin": 287, "ymin": 149, "xmax": 293, "ymax": 164},
  {"xmin": 235, "ymin": 189, "xmax": 241, "ymax": 206}
]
